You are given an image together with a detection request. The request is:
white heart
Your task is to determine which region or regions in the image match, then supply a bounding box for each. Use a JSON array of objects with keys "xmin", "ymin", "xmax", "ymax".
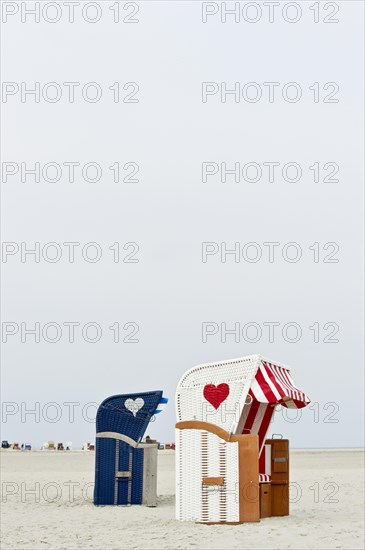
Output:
[{"xmin": 125, "ymin": 398, "xmax": 144, "ymax": 417}]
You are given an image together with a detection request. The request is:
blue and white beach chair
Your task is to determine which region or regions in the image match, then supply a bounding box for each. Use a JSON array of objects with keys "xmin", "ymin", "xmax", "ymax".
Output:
[{"xmin": 94, "ymin": 391, "xmax": 167, "ymax": 506}]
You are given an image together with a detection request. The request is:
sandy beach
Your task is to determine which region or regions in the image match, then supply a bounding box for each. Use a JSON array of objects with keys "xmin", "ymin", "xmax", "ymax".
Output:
[{"xmin": 0, "ymin": 449, "xmax": 364, "ymax": 550}]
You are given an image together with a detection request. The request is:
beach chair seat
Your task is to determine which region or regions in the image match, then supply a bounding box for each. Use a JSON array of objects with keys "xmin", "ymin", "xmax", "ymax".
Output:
[
  {"xmin": 259, "ymin": 474, "xmax": 271, "ymax": 483},
  {"xmin": 176, "ymin": 420, "xmax": 259, "ymax": 523}
]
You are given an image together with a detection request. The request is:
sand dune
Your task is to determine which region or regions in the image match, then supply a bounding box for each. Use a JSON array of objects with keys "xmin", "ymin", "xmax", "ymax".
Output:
[{"xmin": 1, "ymin": 449, "xmax": 364, "ymax": 550}]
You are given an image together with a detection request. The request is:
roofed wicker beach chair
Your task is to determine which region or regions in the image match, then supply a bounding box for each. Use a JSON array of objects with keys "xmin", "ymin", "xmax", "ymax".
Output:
[
  {"xmin": 175, "ymin": 355, "xmax": 310, "ymax": 523},
  {"xmin": 94, "ymin": 391, "xmax": 167, "ymax": 506}
]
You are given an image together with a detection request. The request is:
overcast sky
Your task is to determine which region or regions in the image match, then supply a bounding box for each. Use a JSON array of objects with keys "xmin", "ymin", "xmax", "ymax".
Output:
[{"xmin": 1, "ymin": 0, "xmax": 364, "ymax": 448}]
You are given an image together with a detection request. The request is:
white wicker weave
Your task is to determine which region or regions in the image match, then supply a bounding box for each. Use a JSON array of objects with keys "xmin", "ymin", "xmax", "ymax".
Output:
[
  {"xmin": 176, "ymin": 426, "xmax": 239, "ymax": 523},
  {"xmin": 176, "ymin": 355, "xmax": 261, "ymax": 434}
]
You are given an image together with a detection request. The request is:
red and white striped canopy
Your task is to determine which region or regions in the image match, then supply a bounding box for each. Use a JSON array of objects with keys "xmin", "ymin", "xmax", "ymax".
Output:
[
  {"xmin": 249, "ymin": 360, "xmax": 310, "ymax": 409},
  {"xmin": 240, "ymin": 360, "xmax": 310, "ymax": 455}
]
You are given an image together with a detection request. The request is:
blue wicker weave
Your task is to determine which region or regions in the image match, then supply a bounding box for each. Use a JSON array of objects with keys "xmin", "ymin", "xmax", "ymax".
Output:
[{"xmin": 94, "ymin": 390, "xmax": 163, "ymax": 505}]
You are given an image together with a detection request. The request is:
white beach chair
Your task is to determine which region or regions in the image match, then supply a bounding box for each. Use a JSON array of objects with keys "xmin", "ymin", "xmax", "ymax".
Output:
[{"xmin": 175, "ymin": 354, "xmax": 310, "ymax": 523}]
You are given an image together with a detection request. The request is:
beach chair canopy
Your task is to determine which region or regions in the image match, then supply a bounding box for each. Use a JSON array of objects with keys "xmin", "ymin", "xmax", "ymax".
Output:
[
  {"xmin": 176, "ymin": 355, "xmax": 310, "ymax": 449},
  {"xmin": 248, "ymin": 359, "xmax": 310, "ymax": 409},
  {"xmin": 96, "ymin": 390, "xmax": 163, "ymax": 442}
]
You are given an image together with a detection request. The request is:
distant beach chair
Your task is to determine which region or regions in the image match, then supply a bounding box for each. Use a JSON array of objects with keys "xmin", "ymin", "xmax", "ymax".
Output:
[
  {"xmin": 48, "ymin": 441, "xmax": 55, "ymax": 450},
  {"xmin": 25, "ymin": 443, "xmax": 32, "ymax": 451},
  {"xmin": 57, "ymin": 442, "xmax": 64, "ymax": 451},
  {"xmin": 94, "ymin": 391, "xmax": 167, "ymax": 506},
  {"xmin": 175, "ymin": 355, "xmax": 310, "ymax": 523},
  {"xmin": 1, "ymin": 441, "xmax": 10, "ymax": 449},
  {"xmin": 12, "ymin": 443, "xmax": 19, "ymax": 450}
]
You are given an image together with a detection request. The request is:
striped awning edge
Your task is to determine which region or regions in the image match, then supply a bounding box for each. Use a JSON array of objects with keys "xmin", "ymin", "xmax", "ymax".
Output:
[{"xmin": 249, "ymin": 360, "xmax": 310, "ymax": 409}]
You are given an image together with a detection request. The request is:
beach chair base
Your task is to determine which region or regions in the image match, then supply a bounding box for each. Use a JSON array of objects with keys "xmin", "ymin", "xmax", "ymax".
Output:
[
  {"xmin": 264, "ymin": 438, "xmax": 289, "ymax": 516},
  {"xmin": 176, "ymin": 421, "xmax": 260, "ymax": 524},
  {"xmin": 270, "ymin": 482, "xmax": 289, "ymax": 516},
  {"xmin": 94, "ymin": 436, "xmax": 158, "ymax": 506},
  {"xmin": 259, "ymin": 483, "xmax": 272, "ymax": 518}
]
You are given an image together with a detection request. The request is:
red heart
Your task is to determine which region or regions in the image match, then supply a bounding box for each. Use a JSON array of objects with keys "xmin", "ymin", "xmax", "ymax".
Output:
[{"xmin": 203, "ymin": 383, "xmax": 230, "ymax": 409}]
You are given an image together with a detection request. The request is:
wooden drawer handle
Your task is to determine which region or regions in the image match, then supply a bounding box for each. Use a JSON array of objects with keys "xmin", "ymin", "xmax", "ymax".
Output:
[
  {"xmin": 202, "ymin": 476, "xmax": 225, "ymax": 486},
  {"xmin": 116, "ymin": 471, "xmax": 131, "ymax": 478}
]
